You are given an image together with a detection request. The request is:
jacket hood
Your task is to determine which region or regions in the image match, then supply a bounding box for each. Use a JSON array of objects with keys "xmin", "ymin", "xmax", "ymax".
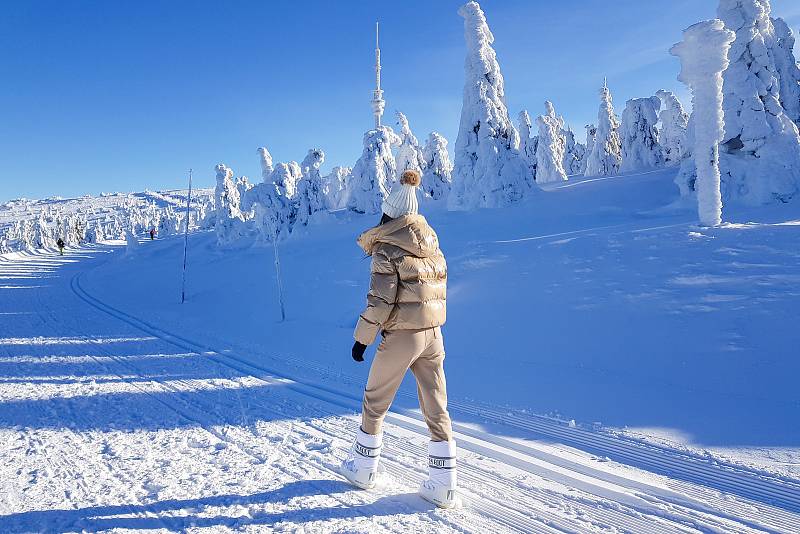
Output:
[{"xmin": 357, "ymin": 214, "xmax": 440, "ymax": 258}]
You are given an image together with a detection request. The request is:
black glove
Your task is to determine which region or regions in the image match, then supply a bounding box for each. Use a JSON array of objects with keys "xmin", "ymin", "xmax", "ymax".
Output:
[{"xmin": 352, "ymin": 341, "xmax": 367, "ymax": 362}]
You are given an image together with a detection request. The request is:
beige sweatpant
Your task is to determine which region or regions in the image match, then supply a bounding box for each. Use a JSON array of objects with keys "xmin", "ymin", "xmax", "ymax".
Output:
[{"xmin": 361, "ymin": 326, "xmax": 453, "ymax": 442}]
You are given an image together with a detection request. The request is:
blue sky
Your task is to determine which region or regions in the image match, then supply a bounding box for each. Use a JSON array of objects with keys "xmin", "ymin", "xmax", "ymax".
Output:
[{"xmin": 1, "ymin": 0, "xmax": 799, "ymax": 201}]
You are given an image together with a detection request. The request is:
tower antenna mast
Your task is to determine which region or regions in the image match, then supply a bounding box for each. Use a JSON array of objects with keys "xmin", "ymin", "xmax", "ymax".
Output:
[{"xmin": 371, "ymin": 21, "xmax": 385, "ymax": 128}]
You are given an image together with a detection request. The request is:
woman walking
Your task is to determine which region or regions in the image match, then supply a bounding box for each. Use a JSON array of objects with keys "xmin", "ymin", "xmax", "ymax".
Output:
[{"xmin": 340, "ymin": 169, "xmax": 457, "ymax": 508}]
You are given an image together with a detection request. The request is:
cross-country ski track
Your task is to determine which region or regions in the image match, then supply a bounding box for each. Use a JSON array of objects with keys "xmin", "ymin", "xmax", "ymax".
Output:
[{"xmin": 1, "ymin": 246, "xmax": 799, "ymax": 533}]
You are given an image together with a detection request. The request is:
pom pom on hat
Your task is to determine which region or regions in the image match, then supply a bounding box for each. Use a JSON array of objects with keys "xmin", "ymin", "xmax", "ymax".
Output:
[{"xmin": 382, "ymin": 170, "xmax": 420, "ymax": 218}]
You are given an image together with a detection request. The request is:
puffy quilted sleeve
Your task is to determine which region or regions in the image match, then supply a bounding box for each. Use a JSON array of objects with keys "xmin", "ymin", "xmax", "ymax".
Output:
[{"xmin": 354, "ymin": 248, "xmax": 398, "ymax": 345}]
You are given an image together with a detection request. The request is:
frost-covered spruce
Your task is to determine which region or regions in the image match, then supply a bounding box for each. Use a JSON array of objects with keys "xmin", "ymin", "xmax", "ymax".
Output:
[
  {"xmin": 347, "ymin": 126, "xmax": 400, "ymax": 214},
  {"xmin": 772, "ymin": 17, "xmax": 800, "ymax": 126},
  {"xmin": 258, "ymin": 147, "xmax": 274, "ymax": 182},
  {"xmin": 395, "ymin": 112, "xmax": 425, "ymax": 180},
  {"xmin": 671, "ymin": 19, "xmax": 734, "ymax": 226},
  {"xmin": 584, "ymin": 124, "xmax": 597, "ymax": 173},
  {"xmin": 235, "ymin": 176, "xmax": 252, "ymax": 213},
  {"xmin": 242, "ymin": 166, "xmax": 296, "ymax": 242},
  {"xmin": 296, "ymin": 148, "xmax": 328, "ymax": 225},
  {"xmin": 584, "ymin": 82, "xmax": 622, "ymax": 177},
  {"xmin": 656, "ymin": 90, "xmax": 689, "ymax": 165},
  {"xmin": 563, "ymin": 127, "xmax": 586, "ymax": 176},
  {"xmin": 517, "ymin": 110, "xmax": 538, "ymax": 181},
  {"xmin": 717, "ymin": 0, "xmax": 800, "ymax": 203},
  {"xmin": 620, "ymin": 96, "xmax": 664, "ymax": 173},
  {"xmin": 450, "ymin": 1, "xmax": 531, "ymax": 210},
  {"xmin": 323, "ymin": 166, "xmax": 352, "ymax": 209},
  {"xmin": 421, "ymin": 132, "xmax": 453, "ymax": 200},
  {"xmin": 214, "ymin": 163, "xmax": 244, "ymax": 245},
  {"xmin": 535, "ymin": 101, "xmax": 568, "ymax": 183}
]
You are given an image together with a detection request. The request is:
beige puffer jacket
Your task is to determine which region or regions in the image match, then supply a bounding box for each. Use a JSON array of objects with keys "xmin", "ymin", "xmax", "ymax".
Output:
[{"xmin": 354, "ymin": 214, "xmax": 447, "ymax": 345}]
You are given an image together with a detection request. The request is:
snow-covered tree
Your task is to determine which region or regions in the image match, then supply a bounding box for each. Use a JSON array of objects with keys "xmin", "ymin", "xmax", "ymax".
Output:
[
  {"xmin": 296, "ymin": 148, "xmax": 328, "ymax": 225},
  {"xmin": 242, "ymin": 171, "xmax": 294, "ymax": 242},
  {"xmin": 421, "ymin": 132, "xmax": 453, "ymax": 200},
  {"xmin": 584, "ymin": 124, "xmax": 597, "ymax": 164},
  {"xmin": 584, "ymin": 82, "xmax": 622, "ymax": 177},
  {"xmin": 656, "ymin": 90, "xmax": 690, "ymax": 165},
  {"xmin": 235, "ymin": 176, "xmax": 252, "ymax": 209},
  {"xmin": 717, "ymin": 0, "xmax": 800, "ymax": 203},
  {"xmin": 562, "ymin": 127, "xmax": 586, "ymax": 176},
  {"xmin": 620, "ymin": 96, "xmax": 664, "ymax": 173},
  {"xmin": 449, "ymin": 1, "xmax": 532, "ymax": 210},
  {"xmin": 671, "ymin": 19, "xmax": 735, "ymax": 226},
  {"xmin": 517, "ymin": 110, "xmax": 538, "ymax": 181},
  {"xmin": 772, "ymin": 17, "xmax": 800, "ymax": 126},
  {"xmin": 395, "ymin": 112, "xmax": 425, "ymax": 180},
  {"xmin": 347, "ymin": 126, "xmax": 400, "ymax": 214},
  {"xmin": 535, "ymin": 101, "xmax": 568, "ymax": 183},
  {"xmin": 323, "ymin": 166, "xmax": 352, "ymax": 209},
  {"xmin": 258, "ymin": 147, "xmax": 274, "ymax": 182},
  {"xmin": 214, "ymin": 163, "xmax": 244, "ymax": 245}
]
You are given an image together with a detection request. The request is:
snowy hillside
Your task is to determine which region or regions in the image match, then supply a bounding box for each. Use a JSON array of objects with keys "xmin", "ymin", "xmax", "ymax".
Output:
[
  {"xmin": 0, "ymin": 188, "xmax": 213, "ymax": 254},
  {"xmin": 3, "ymin": 166, "xmax": 799, "ymax": 531}
]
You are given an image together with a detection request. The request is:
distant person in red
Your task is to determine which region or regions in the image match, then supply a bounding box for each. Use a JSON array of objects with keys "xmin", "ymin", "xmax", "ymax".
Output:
[{"xmin": 149, "ymin": 228, "xmax": 155, "ymax": 240}]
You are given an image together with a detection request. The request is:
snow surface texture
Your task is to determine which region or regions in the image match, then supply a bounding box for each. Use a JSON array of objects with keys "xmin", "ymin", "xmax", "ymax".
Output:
[
  {"xmin": 656, "ymin": 90, "xmax": 690, "ymax": 166},
  {"xmin": 347, "ymin": 126, "xmax": 401, "ymax": 214},
  {"xmin": 394, "ymin": 112, "xmax": 425, "ymax": 181},
  {"xmin": 619, "ymin": 96, "xmax": 664, "ymax": 173},
  {"xmin": 672, "ymin": 20, "xmax": 735, "ymax": 227},
  {"xmin": 717, "ymin": 0, "xmax": 800, "ymax": 204},
  {"xmin": 584, "ymin": 83, "xmax": 622, "ymax": 177},
  {"xmin": 3, "ymin": 167, "xmax": 800, "ymax": 531},
  {"xmin": 449, "ymin": 1, "xmax": 532, "ymax": 210},
  {"xmin": 420, "ymin": 132, "xmax": 453, "ymax": 200},
  {"xmin": 535, "ymin": 101, "xmax": 568, "ymax": 183}
]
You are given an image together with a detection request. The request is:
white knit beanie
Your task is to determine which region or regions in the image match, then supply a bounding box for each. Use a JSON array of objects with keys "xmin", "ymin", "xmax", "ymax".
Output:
[{"xmin": 382, "ymin": 170, "xmax": 420, "ymax": 218}]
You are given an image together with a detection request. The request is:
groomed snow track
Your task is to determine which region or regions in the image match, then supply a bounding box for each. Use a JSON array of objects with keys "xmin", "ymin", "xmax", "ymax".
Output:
[{"xmin": 65, "ymin": 255, "xmax": 800, "ymax": 534}]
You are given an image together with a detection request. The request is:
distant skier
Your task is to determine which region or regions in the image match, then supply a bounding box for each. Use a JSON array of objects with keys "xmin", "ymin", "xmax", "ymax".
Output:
[
  {"xmin": 149, "ymin": 228, "xmax": 155, "ymax": 240},
  {"xmin": 340, "ymin": 170, "xmax": 457, "ymax": 508},
  {"xmin": 56, "ymin": 238, "xmax": 65, "ymax": 256}
]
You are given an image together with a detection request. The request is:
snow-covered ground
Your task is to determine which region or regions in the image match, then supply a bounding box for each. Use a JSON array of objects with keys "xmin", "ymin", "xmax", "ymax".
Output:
[{"xmin": 2, "ymin": 168, "xmax": 800, "ymax": 532}]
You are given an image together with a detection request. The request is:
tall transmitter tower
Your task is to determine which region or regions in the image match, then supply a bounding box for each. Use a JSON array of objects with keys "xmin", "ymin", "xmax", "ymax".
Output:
[{"xmin": 371, "ymin": 21, "xmax": 386, "ymax": 128}]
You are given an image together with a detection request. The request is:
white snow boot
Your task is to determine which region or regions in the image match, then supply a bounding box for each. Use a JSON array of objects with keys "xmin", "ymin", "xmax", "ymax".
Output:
[
  {"xmin": 340, "ymin": 427, "xmax": 382, "ymax": 489},
  {"xmin": 419, "ymin": 439, "xmax": 458, "ymax": 508}
]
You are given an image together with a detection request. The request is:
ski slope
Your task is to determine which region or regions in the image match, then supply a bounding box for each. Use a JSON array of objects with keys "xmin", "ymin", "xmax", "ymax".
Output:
[{"xmin": 2, "ymin": 169, "xmax": 800, "ymax": 532}]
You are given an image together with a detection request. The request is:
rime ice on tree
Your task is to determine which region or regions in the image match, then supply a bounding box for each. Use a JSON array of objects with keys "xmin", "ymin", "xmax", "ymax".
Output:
[
  {"xmin": 656, "ymin": 90, "xmax": 689, "ymax": 165},
  {"xmin": 258, "ymin": 147, "xmax": 274, "ymax": 182},
  {"xmin": 347, "ymin": 127, "xmax": 401, "ymax": 214},
  {"xmin": 421, "ymin": 132, "xmax": 453, "ymax": 200},
  {"xmin": 517, "ymin": 110, "xmax": 538, "ymax": 181},
  {"xmin": 771, "ymin": 17, "xmax": 800, "ymax": 128},
  {"xmin": 323, "ymin": 166, "xmax": 352, "ymax": 209},
  {"xmin": 449, "ymin": 1, "xmax": 531, "ymax": 210},
  {"xmin": 535, "ymin": 101, "xmax": 568, "ymax": 183},
  {"xmin": 562, "ymin": 127, "xmax": 586, "ymax": 176},
  {"xmin": 671, "ymin": 19, "xmax": 735, "ymax": 226},
  {"xmin": 620, "ymin": 96, "xmax": 664, "ymax": 173},
  {"xmin": 584, "ymin": 81, "xmax": 622, "ymax": 177},
  {"xmin": 214, "ymin": 163, "xmax": 244, "ymax": 245},
  {"xmin": 296, "ymin": 148, "xmax": 328, "ymax": 226},
  {"xmin": 395, "ymin": 112, "xmax": 425, "ymax": 180},
  {"xmin": 717, "ymin": 0, "xmax": 800, "ymax": 203}
]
